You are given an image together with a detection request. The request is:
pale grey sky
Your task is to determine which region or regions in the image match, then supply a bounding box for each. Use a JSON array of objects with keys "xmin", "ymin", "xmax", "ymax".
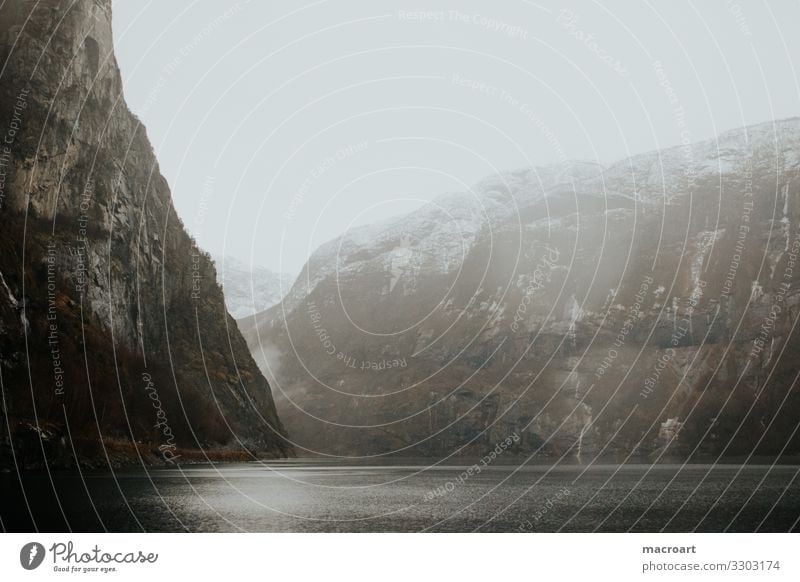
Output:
[{"xmin": 112, "ymin": 0, "xmax": 800, "ymax": 274}]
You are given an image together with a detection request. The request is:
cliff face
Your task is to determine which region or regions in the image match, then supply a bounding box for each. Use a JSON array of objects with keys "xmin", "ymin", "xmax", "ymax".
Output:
[
  {"xmin": 0, "ymin": 0, "xmax": 289, "ymax": 467},
  {"xmin": 242, "ymin": 119, "xmax": 800, "ymax": 459}
]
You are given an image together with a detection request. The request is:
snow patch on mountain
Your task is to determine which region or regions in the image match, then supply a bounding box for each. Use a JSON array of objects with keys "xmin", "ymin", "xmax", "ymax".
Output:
[{"xmin": 213, "ymin": 255, "xmax": 294, "ymax": 319}]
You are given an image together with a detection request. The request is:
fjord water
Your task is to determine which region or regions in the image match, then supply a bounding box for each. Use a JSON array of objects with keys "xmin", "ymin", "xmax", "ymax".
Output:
[{"xmin": 2, "ymin": 462, "xmax": 799, "ymax": 532}]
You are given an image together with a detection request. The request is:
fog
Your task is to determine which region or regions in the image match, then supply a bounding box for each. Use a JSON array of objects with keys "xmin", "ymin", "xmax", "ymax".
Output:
[{"xmin": 112, "ymin": 0, "xmax": 800, "ymax": 273}]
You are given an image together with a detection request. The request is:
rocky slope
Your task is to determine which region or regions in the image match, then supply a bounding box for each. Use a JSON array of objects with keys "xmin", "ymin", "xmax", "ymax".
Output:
[
  {"xmin": 0, "ymin": 0, "xmax": 289, "ymax": 468},
  {"xmin": 213, "ymin": 255, "xmax": 292, "ymax": 319},
  {"xmin": 242, "ymin": 118, "xmax": 800, "ymax": 459}
]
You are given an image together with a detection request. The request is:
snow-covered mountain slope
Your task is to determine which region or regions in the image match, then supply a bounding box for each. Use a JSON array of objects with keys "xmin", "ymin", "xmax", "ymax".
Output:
[
  {"xmin": 241, "ymin": 117, "xmax": 800, "ymax": 459},
  {"xmin": 213, "ymin": 255, "xmax": 293, "ymax": 319}
]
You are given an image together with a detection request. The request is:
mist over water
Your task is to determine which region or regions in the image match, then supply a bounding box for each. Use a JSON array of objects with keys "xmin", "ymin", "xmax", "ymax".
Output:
[{"xmin": 3, "ymin": 462, "xmax": 799, "ymax": 532}]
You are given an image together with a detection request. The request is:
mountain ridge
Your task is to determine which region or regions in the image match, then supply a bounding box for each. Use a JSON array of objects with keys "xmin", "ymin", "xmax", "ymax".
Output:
[{"xmin": 242, "ymin": 115, "xmax": 800, "ymax": 459}]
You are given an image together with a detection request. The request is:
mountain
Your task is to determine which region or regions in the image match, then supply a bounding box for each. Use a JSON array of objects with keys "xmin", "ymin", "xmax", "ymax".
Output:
[
  {"xmin": 0, "ymin": 0, "xmax": 289, "ymax": 468},
  {"xmin": 241, "ymin": 118, "xmax": 800, "ymax": 459},
  {"xmin": 212, "ymin": 255, "xmax": 292, "ymax": 319}
]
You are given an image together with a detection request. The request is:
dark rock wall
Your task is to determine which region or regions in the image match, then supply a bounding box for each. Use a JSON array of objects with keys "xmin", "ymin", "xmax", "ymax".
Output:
[{"xmin": 0, "ymin": 0, "xmax": 289, "ymax": 467}]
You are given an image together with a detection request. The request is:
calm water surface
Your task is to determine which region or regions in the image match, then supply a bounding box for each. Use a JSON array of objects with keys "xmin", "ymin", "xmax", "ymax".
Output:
[{"xmin": 2, "ymin": 461, "xmax": 799, "ymax": 532}]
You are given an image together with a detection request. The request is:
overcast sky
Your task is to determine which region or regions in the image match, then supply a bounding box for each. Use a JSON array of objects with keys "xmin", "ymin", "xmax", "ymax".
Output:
[{"xmin": 112, "ymin": 0, "xmax": 800, "ymax": 274}]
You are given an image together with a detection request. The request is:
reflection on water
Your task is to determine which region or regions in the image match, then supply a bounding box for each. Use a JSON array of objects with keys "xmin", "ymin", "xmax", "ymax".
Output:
[{"xmin": 2, "ymin": 461, "xmax": 799, "ymax": 532}]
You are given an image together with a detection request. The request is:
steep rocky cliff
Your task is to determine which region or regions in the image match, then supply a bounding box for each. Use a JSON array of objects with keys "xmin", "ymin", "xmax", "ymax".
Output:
[
  {"xmin": 0, "ymin": 0, "xmax": 289, "ymax": 467},
  {"xmin": 242, "ymin": 119, "xmax": 800, "ymax": 460}
]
